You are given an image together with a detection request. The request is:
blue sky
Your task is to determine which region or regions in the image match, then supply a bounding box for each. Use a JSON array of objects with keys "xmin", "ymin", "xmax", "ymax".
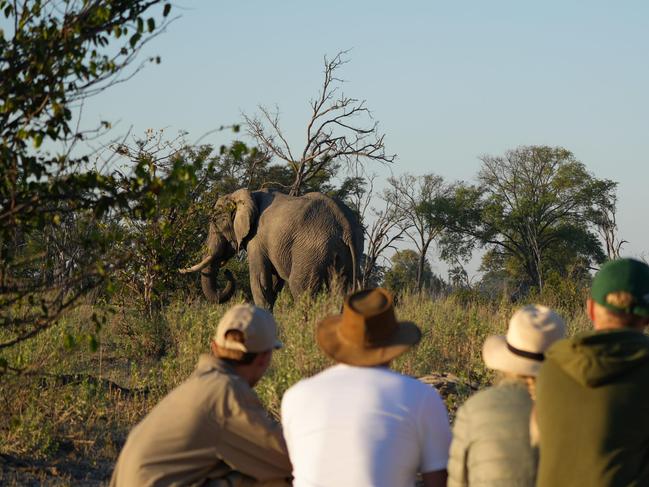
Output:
[{"xmin": 82, "ymin": 1, "xmax": 649, "ymax": 275}]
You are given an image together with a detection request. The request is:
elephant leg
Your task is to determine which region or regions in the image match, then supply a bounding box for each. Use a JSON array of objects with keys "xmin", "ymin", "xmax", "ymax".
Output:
[
  {"xmin": 248, "ymin": 247, "xmax": 278, "ymax": 310},
  {"xmin": 287, "ymin": 264, "xmax": 322, "ymax": 299},
  {"xmin": 272, "ymin": 272, "xmax": 285, "ymax": 297}
]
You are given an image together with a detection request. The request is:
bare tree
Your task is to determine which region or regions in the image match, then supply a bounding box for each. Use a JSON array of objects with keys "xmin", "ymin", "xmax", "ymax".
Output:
[
  {"xmin": 385, "ymin": 173, "xmax": 453, "ymax": 292},
  {"xmin": 363, "ymin": 191, "xmax": 406, "ymax": 287},
  {"xmin": 598, "ymin": 211, "xmax": 626, "ymax": 260},
  {"xmin": 342, "ymin": 169, "xmax": 406, "ymax": 288},
  {"xmin": 244, "ymin": 51, "xmax": 395, "ymax": 196},
  {"xmin": 362, "ymin": 203, "xmax": 407, "ymax": 288},
  {"xmin": 589, "ymin": 181, "xmax": 626, "ymax": 260}
]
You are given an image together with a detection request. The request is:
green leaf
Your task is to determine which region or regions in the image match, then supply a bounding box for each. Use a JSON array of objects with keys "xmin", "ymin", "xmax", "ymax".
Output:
[
  {"xmin": 130, "ymin": 32, "xmax": 141, "ymax": 48},
  {"xmin": 64, "ymin": 333, "xmax": 76, "ymax": 350},
  {"xmin": 87, "ymin": 334, "xmax": 99, "ymax": 352},
  {"xmin": 147, "ymin": 18, "xmax": 155, "ymax": 32},
  {"xmin": 163, "ymin": 3, "xmax": 171, "ymax": 17}
]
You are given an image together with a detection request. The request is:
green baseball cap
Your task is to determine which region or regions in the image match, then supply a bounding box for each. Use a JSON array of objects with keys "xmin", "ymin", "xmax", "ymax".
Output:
[{"xmin": 591, "ymin": 258, "xmax": 649, "ymax": 317}]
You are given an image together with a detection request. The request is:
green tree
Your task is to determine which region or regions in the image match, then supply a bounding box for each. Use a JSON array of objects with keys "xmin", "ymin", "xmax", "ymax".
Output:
[
  {"xmin": 587, "ymin": 179, "xmax": 625, "ymax": 260},
  {"xmin": 384, "ymin": 249, "xmax": 446, "ymax": 296},
  {"xmin": 111, "ymin": 135, "xmax": 290, "ymax": 315},
  {"xmin": 449, "ymin": 146, "xmax": 614, "ymax": 290},
  {"xmin": 0, "ymin": 0, "xmax": 180, "ymax": 367},
  {"xmin": 209, "ymin": 140, "xmax": 293, "ymax": 195},
  {"xmin": 384, "ymin": 250, "xmax": 432, "ymax": 293}
]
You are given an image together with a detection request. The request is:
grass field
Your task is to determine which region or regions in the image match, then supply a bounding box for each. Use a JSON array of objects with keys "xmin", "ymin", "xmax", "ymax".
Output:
[{"xmin": 0, "ymin": 286, "xmax": 592, "ymax": 485}]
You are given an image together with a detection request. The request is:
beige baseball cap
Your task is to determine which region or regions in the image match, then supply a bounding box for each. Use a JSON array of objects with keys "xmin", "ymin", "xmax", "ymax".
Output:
[{"xmin": 214, "ymin": 304, "xmax": 282, "ymax": 353}]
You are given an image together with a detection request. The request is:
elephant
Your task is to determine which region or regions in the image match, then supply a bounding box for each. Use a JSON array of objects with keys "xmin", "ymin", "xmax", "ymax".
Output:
[{"xmin": 180, "ymin": 189, "xmax": 363, "ymax": 309}]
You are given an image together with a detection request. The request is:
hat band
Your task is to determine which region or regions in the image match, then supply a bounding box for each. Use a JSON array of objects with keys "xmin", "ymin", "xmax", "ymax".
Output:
[{"xmin": 506, "ymin": 341, "xmax": 544, "ymax": 362}]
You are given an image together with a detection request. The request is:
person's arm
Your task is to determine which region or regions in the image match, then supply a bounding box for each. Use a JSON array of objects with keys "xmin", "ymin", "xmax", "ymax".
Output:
[
  {"xmin": 217, "ymin": 381, "xmax": 292, "ymax": 483},
  {"xmin": 419, "ymin": 388, "xmax": 453, "ymax": 485},
  {"xmin": 422, "ymin": 469, "xmax": 448, "ymax": 487},
  {"xmin": 446, "ymin": 403, "xmax": 470, "ymax": 487},
  {"xmin": 529, "ymin": 404, "xmax": 540, "ymax": 447}
]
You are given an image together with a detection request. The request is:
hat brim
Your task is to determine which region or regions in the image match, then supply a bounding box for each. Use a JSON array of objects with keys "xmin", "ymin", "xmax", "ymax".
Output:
[
  {"xmin": 316, "ymin": 315, "xmax": 422, "ymax": 366},
  {"xmin": 482, "ymin": 335, "xmax": 542, "ymax": 377}
]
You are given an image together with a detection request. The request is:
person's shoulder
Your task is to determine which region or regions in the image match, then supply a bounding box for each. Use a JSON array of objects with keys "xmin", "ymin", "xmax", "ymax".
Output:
[
  {"xmin": 463, "ymin": 382, "xmax": 529, "ymax": 411},
  {"xmin": 393, "ymin": 371, "xmax": 442, "ymax": 394},
  {"xmin": 195, "ymin": 360, "xmax": 242, "ymax": 390},
  {"xmin": 281, "ymin": 367, "xmax": 341, "ymax": 416},
  {"xmin": 194, "ymin": 361, "xmax": 260, "ymax": 410},
  {"xmin": 458, "ymin": 386, "xmax": 493, "ymax": 409},
  {"xmin": 285, "ymin": 365, "xmax": 340, "ymax": 393},
  {"xmin": 383, "ymin": 372, "xmax": 448, "ymax": 409}
]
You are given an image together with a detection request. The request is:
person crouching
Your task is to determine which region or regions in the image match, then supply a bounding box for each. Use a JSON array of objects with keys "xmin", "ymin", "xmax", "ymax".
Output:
[{"xmin": 110, "ymin": 304, "xmax": 292, "ymax": 487}]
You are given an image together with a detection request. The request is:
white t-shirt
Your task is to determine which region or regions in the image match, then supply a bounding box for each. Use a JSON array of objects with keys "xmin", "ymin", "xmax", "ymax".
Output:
[{"xmin": 281, "ymin": 364, "xmax": 452, "ymax": 487}]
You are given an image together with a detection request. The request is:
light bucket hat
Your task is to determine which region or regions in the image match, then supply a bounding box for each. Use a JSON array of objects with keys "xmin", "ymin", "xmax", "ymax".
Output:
[{"xmin": 482, "ymin": 304, "xmax": 566, "ymax": 377}]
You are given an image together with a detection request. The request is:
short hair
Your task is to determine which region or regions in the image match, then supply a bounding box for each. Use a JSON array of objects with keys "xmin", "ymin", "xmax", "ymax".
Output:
[
  {"xmin": 214, "ymin": 330, "xmax": 259, "ymax": 365},
  {"xmin": 593, "ymin": 301, "xmax": 649, "ymax": 329}
]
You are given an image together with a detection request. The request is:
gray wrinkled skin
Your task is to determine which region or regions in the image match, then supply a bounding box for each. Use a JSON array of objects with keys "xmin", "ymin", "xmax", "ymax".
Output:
[{"xmin": 188, "ymin": 189, "xmax": 363, "ymax": 310}]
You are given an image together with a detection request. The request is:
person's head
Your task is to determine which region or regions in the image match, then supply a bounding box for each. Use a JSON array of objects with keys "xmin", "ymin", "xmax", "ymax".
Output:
[
  {"xmin": 588, "ymin": 258, "xmax": 649, "ymax": 332},
  {"xmin": 316, "ymin": 287, "xmax": 421, "ymax": 367},
  {"xmin": 210, "ymin": 303, "xmax": 282, "ymax": 387},
  {"xmin": 482, "ymin": 304, "xmax": 566, "ymax": 381}
]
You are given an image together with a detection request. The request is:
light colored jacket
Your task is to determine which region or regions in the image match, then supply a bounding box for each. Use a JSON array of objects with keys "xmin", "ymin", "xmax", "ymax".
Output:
[
  {"xmin": 110, "ymin": 355, "xmax": 292, "ymax": 487},
  {"xmin": 448, "ymin": 378, "xmax": 537, "ymax": 487}
]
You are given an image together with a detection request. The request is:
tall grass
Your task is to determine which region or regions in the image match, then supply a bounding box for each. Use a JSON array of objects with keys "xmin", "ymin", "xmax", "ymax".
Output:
[{"xmin": 0, "ymin": 287, "xmax": 591, "ymax": 483}]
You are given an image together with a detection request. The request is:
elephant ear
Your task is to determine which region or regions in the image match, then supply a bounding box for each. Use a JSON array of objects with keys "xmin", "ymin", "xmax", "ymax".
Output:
[{"xmin": 231, "ymin": 189, "xmax": 258, "ymax": 251}]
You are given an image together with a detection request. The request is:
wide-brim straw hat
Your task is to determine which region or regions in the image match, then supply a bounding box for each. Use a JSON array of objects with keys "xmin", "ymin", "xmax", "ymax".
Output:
[
  {"xmin": 316, "ymin": 288, "xmax": 421, "ymax": 366},
  {"xmin": 482, "ymin": 304, "xmax": 566, "ymax": 377}
]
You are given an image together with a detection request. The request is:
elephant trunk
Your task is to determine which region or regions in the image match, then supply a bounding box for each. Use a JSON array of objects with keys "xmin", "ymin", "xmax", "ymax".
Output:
[
  {"xmin": 201, "ymin": 266, "xmax": 236, "ymax": 303},
  {"xmin": 183, "ymin": 225, "xmax": 237, "ymax": 303}
]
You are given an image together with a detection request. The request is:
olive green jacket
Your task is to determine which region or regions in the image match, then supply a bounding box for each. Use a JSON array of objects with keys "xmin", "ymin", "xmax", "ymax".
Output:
[
  {"xmin": 448, "ymin": 378, "xmax": 537, "ymax": 487},
  {"xmin": 536, "ymin": 329, "xmax": 649, "ymax": 487},
  {"xmin": 110, "ymin": 355, "xmax": 292, "ymax": 487}
]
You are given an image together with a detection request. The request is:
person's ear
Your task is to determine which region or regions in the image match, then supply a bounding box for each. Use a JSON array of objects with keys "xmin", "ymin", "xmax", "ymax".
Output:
[
  {"xmin": 254, "ymin": 350, "xmax": 272, "ymax": 368},
  {"xmin": 586, "ymin": 298, "xmax": 596, "ymax": 322}
]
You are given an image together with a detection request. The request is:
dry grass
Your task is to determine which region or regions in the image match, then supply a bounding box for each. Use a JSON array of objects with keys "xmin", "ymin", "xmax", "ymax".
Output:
[{"xmin": 0, "ymin": 286, "xmax": 591, "ymax": 485}]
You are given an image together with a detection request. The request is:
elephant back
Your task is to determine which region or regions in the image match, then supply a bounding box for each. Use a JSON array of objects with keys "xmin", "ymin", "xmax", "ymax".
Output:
[
  {"xmin": 301, "ymin": 193, "xmax": 362, "ymax": 250},
  {"xmin": 301, "ymin": 192, "xmax": 364, "ymax": 286}
]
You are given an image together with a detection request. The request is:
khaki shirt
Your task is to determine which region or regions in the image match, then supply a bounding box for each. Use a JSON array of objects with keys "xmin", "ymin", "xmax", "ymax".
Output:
[{"xmin": 110, "ymin": 355, "xmax": 292, "ymax": 487}]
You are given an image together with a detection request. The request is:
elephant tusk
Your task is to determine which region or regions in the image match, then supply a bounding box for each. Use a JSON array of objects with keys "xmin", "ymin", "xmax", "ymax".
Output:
[{"xmin": 179, "ymin": 254, "xmax": 214, "ymax": 274}]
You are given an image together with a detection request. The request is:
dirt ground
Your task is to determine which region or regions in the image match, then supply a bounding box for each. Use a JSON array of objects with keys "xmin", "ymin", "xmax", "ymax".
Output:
[{"xmin": 1, "ymin": 452, "xmax": 115, "ymax": 486}]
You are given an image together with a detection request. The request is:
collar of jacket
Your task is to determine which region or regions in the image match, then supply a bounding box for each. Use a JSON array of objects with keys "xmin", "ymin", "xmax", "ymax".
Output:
[{"xmin": 195, "ymin": 353, "xmax": 237, "ymax": 376}]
